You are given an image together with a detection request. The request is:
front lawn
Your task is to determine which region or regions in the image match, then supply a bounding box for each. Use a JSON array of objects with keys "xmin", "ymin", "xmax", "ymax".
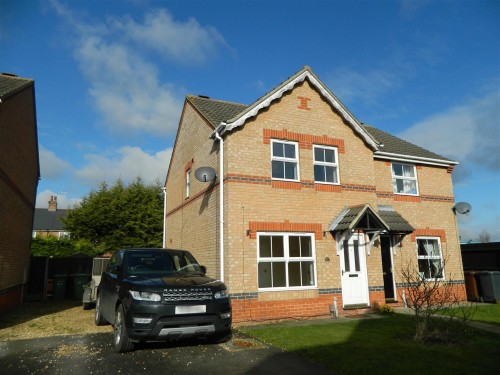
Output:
[
  {"xmin": 469, "ymin": 303, "xmax": 500, "ymax": 327},
  {"xmin": 240, "ymin": 314, "xmax": 499, "ymax": 375}
]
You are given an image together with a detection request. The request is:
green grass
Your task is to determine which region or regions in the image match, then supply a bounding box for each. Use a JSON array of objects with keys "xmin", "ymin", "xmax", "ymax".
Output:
[
  {"xmin": 470, "ymin": 304, "xmax": 500, "ymax": 327},
  {"xmin": 240, "ymin": 314, "xmax": 500, "ymax": 375}
]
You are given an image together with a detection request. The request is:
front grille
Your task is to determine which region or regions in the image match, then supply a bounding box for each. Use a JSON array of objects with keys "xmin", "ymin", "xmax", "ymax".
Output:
[{"xmin": 162, "ymin": 288, "xmax": 213, "ymax": 302}]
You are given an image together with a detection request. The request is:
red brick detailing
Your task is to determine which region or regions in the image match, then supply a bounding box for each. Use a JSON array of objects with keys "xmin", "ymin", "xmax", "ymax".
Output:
[
  {"xmin": 271, "ymin": 180, "xmax": 302, "ymax": 190},
  {"xmin": 297, "ymin": 96, "xmax": 311, "ymax": 110},
  {"xmin": 385, "ymin": 161, "xmax": 391, "ymax": 166},
  {"xmin": 376, "ymin": 191, "xmax": 453, "ymax": 203},
  {"xmin": 397, "ymin": 284, "xmax": 466, "ymax": 306},
  {"xmin": 342, "ymin": 183, "xmax": 376, "ymax": 192},
  {"xmin": 184, "ymin": 158, "xmax": 194, "ymax": 175},
  {"xmin": 411, "ymin": 228, "xmax": 447, "ymax": 243},
  {"xmin": 263, "ymin": 129, "xmax": 345, "ymax": 153},
  {"xmin": 315, "ymin": 184, "xmax": 342, "ymax": 193},
  {"xmin": 232, "ymin": 295, "xmax": 333, "ymax": 323},
  {"xmin": 416, "ymin": 165, "xmax": 423, "ymax": 170},
  {"xmin": 394, "ymin": 195, "xmax": 421, "ymax": 203},
  {"xmin": 447, "ymin": 166, "xmax": 455, "ymax": 173},
  {"xmin": 248, "ymin": 220, "xmax": 323, "ymax": 239}
]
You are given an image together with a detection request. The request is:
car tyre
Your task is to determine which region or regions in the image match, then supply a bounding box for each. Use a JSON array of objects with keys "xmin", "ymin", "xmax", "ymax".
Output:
[
  {"xmin": 83, "ymin": 302, "xmax": 92, "ymax": 310},
  {"xmin": 113, "ymin": 304, "xmax": 134, "ymax": 353},
  {"xmin": 95, "ymin": 294, "xmax": 108, "ymax": 326}
]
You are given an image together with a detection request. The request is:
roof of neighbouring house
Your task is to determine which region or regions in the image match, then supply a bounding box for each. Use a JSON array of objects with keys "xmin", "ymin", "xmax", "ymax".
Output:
[
  {"xmin": 362, "ymin": 125, "xmax": 454, "ymax": 164},
  {"xmin": 186, "ymin": 66, "xmax": 456, "ymax": 166},
  {"xmin": 33, "ymin": 208, "xmax": 70, "ymax": 231},
  {"xmin": 0, "ymin": 73, "xmax": 34, "ymax": 100}
]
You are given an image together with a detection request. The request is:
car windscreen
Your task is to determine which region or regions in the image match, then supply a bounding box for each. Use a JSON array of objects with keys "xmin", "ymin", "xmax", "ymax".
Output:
[{"xmin": 124, "ymin": 251, "xmax": 203, "ymax": 277}]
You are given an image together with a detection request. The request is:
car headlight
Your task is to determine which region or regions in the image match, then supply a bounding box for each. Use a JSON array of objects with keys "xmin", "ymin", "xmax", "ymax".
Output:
[
  {"xmin": 214, "ymin": 289, "xmax": 229, "ymax": 299},
  {"xmin": 130, "ymin": 291, "xmax": 161, "ymax": 302}
]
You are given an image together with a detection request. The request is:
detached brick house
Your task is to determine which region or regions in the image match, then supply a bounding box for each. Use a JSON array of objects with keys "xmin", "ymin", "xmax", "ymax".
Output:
[
  {"xmin": 0, "ymin": 73, "xmax": 40, "ymax": 313},
  {"xmin": 165, "ymin": 66, "xmax": 466, "ymax": 323}
]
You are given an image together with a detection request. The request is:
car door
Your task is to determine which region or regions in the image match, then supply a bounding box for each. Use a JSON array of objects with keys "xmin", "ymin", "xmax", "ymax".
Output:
[{"xmin": 99, "ymin": 251, "xmax": 123, "ymax": 323}]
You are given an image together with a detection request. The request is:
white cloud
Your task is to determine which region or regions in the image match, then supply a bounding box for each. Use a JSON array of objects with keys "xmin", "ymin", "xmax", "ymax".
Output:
[
  {"xmin": 39, "ymin": 146, "xmax": 72, "ymax": 180},
  {"xmin": 36, "ymin": 189, "xmax": 81, "ymax": 209},
  {"xmin": 398, "ymin": 91, "xmax": 500, "ymax": 171},
  {"xmin": 50, "ymin": 2, "xmax": 228, "ymax": 136},
  {"xmin": 75, "ymin": 146, "xmax": 172, "ymax": 187},
  {"xmin": 326, "ymin": 67, "xmax": 402, "ymax": 105},
  {"xmin": 112, "ymin": 9, "xmax": 226, "ymax": 64},
  {"xmin": 75, "ymin": 34, "xmax": 182, "ymax": 136}
]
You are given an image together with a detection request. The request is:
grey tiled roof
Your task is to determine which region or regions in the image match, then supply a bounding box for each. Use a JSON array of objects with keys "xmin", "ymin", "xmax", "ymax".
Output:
[
  {"xmin": 185, "ymin": 68, "xmax": 454, "ymax": 164},
  {"xmin": 363, "ymin": 125, "xmax": 452, "ymax": 162},
  {"xmin": 187, "ymin": 95, "xmax": 247, "ymax": 127},
  {"xmin": 33, "ymin": 209, "xmax": 69, "ymax": 231},
  {"xmin": 0, "ymin": 73, "xmax": 33, "ymax": 99}
]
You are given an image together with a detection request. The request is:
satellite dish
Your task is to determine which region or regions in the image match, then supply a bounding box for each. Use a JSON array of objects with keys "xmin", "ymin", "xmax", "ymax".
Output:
[
  {"xmin": 194, "ymin": 167, "xmax": 216, "ymax": 182},
  {"xmin": 453, "ymin": 202, "xmax": 472, "ymax": 215}
]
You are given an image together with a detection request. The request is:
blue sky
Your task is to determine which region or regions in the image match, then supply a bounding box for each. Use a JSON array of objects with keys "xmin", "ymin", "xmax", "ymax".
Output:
[{"xmin": 1, "ymin": 0, "xmax": 499, "ymax": 242}]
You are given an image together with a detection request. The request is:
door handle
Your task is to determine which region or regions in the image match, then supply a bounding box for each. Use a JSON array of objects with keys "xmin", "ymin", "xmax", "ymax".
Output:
[{"xmin": 342, "ymin": 270, "xmax": 345, "ymax": 276}]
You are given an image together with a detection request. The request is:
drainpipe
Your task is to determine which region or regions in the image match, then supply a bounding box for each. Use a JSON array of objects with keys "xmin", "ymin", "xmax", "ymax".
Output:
[
  {"xmin": 213, "ymin": 130, "xmax": 225, "ymax": 282},
  {"xmin": 162, "ymin": 187, "xmax": 167, "ymax": 248}
]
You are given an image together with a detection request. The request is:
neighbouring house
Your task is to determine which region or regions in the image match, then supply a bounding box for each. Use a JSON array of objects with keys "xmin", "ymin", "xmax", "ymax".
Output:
[
  {"xmin": 0, "ymin": 73, "xmax": 40, "ymax": 313},
  {"xmin": 33, "ymin": 196, "xmax": 70, "ymax": 238},
  {"xmin": 164, "ymin": 66, "xmax": 466, "ymax": 323}
]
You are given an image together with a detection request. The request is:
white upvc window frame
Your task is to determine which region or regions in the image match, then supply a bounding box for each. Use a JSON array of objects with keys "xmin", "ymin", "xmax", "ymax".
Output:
[
  {"xmin": 416, "ymin": 236, "xmax": 445, "ymax": 280},
  {"xmin": 391, "ymin": 162, "xmax": 419, "ymax": 196},
  {"xmin": 313, "ymin": 145, "xmax": 340, "ymax": 185},
  {"xmin": 270, "ymin": 139, "xmax": 300, "ymax": 182},
  {"xmin": 185, "ymin": 169, "xmax": 191, "ymax": 198},
  {"xmin": 257, "ymin": 232, "xmax": 317, "ymax": 291}
]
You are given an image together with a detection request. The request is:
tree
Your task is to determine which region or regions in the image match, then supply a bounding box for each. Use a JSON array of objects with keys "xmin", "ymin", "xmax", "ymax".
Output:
[
  {"xmin": 399, "ymin": 258, "xmax": 474, "ymax": 343},
  {"xmin": 478, "ymin": 230, "xmax": 491, "ymax": 243},
  {"xmin": 62, "ymin": 178, "xmax": 164, "ymax": 254}
]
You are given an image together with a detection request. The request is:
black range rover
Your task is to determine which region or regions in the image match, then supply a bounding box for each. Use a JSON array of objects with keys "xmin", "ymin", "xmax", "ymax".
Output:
[{"xmin": 95, "ymin": 248, "xmax": 232, "ymax": 352}]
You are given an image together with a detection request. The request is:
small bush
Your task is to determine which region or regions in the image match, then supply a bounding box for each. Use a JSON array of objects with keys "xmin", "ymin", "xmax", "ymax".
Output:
[{"xmin": 378, "ymin": 304, "xmax": 395, "ymax": 314}]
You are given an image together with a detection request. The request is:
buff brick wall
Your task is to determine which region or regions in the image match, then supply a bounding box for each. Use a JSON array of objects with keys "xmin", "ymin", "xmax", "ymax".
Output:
[
  {"xmin": 165, "ymin": 81, "xmax": 465, "ymax": 321},
  {"xmin": 0, "ymin": 84, "xmax": 39, "ymax": 313},
  {"xmin": 165, "ymin": 101, "xmax": 222, "ymax": 278}
]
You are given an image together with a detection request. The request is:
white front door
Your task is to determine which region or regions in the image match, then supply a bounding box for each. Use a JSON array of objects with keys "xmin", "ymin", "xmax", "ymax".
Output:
[{"xmin": 340, "ymin": 233, "xmax": 369, "ymax": 306}]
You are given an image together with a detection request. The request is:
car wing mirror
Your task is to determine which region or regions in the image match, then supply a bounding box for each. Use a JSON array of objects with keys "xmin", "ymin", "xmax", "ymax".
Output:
[{"xmin": 201, "ymin": 265, "xmax": 207, "ymax": 274}]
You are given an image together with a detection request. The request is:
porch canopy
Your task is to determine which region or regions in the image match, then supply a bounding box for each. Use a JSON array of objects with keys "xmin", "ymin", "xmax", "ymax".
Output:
[{"xmin": 329, "ymin": 204, "xmax": 414, "ymax": 239}]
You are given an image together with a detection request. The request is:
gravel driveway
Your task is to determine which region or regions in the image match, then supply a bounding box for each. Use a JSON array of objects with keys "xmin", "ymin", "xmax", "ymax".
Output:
[
  {"xmin": 0, "ymin": 301, "xmax": 334, "ymax": 375},
  {"xmin": 1, "ymin": 331, "xmax": 334, "ymax": 375}
]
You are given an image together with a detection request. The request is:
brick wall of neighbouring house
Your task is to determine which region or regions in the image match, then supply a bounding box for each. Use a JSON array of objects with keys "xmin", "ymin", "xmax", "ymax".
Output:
[
  {"xmin": 165, "ymin": 80, "xmax": 465, "ymax": 322},
  {"xmin": 0, "ymin": 83, "xmax": 39, "ymax": 313}
]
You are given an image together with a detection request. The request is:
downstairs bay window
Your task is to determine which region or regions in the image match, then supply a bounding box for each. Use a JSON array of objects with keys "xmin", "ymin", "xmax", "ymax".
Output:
[
  {"xmin": 416, "ymin": 237, "xmax": 444, "ymax": 279},
  {"xmin": 257, "ymin": 233, "xmax": 316, "ymax": 290}
]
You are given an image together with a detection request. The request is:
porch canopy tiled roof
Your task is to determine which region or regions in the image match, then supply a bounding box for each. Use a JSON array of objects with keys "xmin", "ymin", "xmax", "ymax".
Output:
[
  {"xmin": 329, "ymin": 204, "xmax": 414, "ymax": 234},
  {"xmin": 187, "ymin": 66, "xmax": 457, "ymax": 168}
]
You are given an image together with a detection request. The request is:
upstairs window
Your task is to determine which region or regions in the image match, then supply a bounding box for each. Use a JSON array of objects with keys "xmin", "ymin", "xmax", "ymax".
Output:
[
  {"xmin": 185, "ymin": 169, "xmax": 191, "ymax": 198},
  {"xmin": 271, "ymin": 140, "xmax": 299, "ymax": 181},
  {"xmin": 392, "ymin": 163, "xmax": 418, "ymax": 195},
  {"xmin": 416, "ymin": 237, "xmax": 444, "ymax": 279},
  {"xmin": 313, "ymin": 145, "xmax": 339, "ymax": 184}
]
